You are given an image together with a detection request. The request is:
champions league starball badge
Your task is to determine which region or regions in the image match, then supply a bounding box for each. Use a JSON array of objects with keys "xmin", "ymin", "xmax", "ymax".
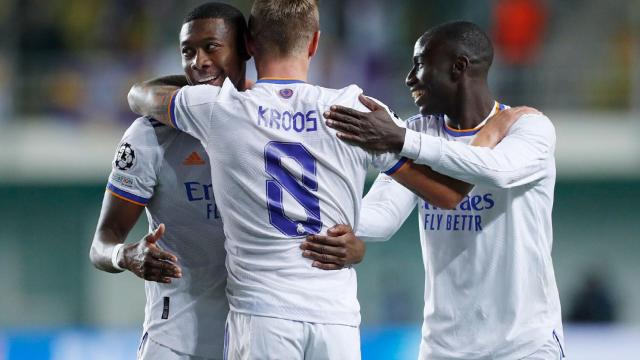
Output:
[{"xmin": 115, "ymin": 142, "xmax": 136, "ymax": 170}]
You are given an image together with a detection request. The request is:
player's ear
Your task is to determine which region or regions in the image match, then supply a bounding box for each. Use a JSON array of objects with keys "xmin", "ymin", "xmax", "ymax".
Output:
[
  {"xmin": 451, "ymin": 55, "xmax": 469, "ymax": 81},
  {"xmin": 308, "ymin": 31, "xmax": 320, "ymax": 58}
]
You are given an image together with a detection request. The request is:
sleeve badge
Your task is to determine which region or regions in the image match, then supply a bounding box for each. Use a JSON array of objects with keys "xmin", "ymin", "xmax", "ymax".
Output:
[{"xmin": 114, "ymin": 142, "xmax": 136, "ymax": 170}]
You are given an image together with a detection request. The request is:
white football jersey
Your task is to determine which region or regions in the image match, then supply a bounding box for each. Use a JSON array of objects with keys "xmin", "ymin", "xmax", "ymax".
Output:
[
  {"xmin": 169, "ymin": 78, "xmax": 405, "ymax": 326},
  {"xmin": 358, "ymin": 105, "xmax": 565, "ymax": 359},
  {"xmin": 107, "ymin": 117, "xmax": 227, "ymax": 357}
]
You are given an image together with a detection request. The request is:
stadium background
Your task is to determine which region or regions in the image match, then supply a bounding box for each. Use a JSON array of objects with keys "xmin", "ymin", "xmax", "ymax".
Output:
[{"xmin": 0, "ymin": 0, "xmax": 639, "ymax": 358}]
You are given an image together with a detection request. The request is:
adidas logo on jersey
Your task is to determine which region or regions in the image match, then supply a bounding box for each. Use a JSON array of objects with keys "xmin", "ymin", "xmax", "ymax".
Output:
[{"xmin": 183, "ymin": 151, "xmax": 206, "ymax": 165}]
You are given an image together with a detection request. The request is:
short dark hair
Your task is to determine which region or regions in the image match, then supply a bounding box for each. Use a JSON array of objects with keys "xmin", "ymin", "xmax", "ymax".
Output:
[
  {"xmin": 249, "ymin": 0, "xmax": 320, "ymax": 57},
  {"xmin": 183, "ymin": 2, "xmax": 248, "ymax": 58},
  {"xmin": 425, "ymin": 21, "xmax": 494, "ymax": 72}
]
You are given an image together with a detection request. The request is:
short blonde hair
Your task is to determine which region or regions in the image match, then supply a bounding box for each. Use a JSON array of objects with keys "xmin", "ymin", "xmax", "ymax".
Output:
[{"xmin": 249, "ymin": 0, "xmax": 319, "ymax": 57}]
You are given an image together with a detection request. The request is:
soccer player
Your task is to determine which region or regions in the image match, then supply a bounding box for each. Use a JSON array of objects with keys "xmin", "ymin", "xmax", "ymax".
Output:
[
  {"xmin": 323, "ymin": 21, "xmax": 565, "ymax": 359},
  {"xmin": 126, "ymin": 1, "xmax": 513, "ymax": 358},
  {"xmin": 88, "ymin": 3, "xmax": 361, "ymax": 359}
]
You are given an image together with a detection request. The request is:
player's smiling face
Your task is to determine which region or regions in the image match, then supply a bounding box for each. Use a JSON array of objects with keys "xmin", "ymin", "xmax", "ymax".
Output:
[
  {"xmin": 406, "ymin": 34, "xmax": 453, "ymax": 116},
  {"xmin": 180, "ymin": 18, "xmax": 244, "ymax": 88}
]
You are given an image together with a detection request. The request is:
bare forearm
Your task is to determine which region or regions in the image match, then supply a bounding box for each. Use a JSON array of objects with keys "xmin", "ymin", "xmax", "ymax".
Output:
[
  {"xmin": 89, "ymin": 227, "xmax": 126, "ymax": 273},
  {"xmin": 90, "ymin": 193, "xmax": 143, "ymax": 273},
  {"xmin": 392, "ymin": 160, "xmax": 472, "ymax": 209},
  {"xmin": 128, "ymin": 80, "xmax": 179, "ymax": 125}
]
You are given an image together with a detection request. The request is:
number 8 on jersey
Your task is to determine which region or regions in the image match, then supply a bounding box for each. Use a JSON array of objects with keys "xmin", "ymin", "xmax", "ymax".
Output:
[{"xmin": 264, "ymin": 141, "xmax": 322, "ymax": 236}]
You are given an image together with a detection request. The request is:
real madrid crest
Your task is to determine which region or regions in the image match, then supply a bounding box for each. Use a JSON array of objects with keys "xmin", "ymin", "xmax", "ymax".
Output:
[{"xmin": 279, "ymin": 88, "xmax": 294, "ymax": 99}]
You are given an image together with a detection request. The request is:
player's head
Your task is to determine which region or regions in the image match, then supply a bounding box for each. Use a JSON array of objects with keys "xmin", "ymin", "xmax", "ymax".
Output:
[
  {"xmin": 406, "ymin": 21, "xmax": 494, "ymax": 116},
  {"xmin": 247, "ymin": 0, "xmax": 320, "ymax": 60},
  {"xmin": 180, "ymin": 2, "xmax": 250, "ymax": 89}
]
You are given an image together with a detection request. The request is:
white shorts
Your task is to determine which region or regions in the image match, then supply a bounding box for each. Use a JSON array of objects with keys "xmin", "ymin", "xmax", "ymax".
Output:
[
  {"xmin": 138, "ymin": 332, "xmax": 222, "ymax": 360},
  {"xmin": 224, "ymin": 311, "xmax": 361, "ymax": 360}
]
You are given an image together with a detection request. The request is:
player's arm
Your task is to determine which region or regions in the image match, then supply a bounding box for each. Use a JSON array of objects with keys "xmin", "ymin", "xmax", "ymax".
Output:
[
  {"xmin": 128, "ymin": 77, "xmax": 221, "ymax": 143},
  {"xmin": 301, "ymin": 173, "xmax": 418, "ymax": 266},
  {"xmin": 91, "ymin": 119, "xmax": 182, "ymax": 282},
  {"xmin": 357, "ymin": 173, "xmax": 418, "ymax": 241},
  {"xmin": 325, "ymin": 94, "xmax": 529, "ymax": 152},
  {"xmin": 89, "ymin": 193, "xmax": 182, "ymax": 283},
  {"xmin": 324, "ymin": 96, "xmax": 471, "ymax": 209},
  {"xmin": 387, "ymin": 159, "xmax": 469, "ymax": 210},
  {"xmin": 301, "ymin": 225, "xmax": 365, "ymax": 270},
  {"xmin": 127, "ymin": 76, "xmax": 186, "ymax": 126},
  {"xmin": 324, "ymin": 96, "xmax": 539, "ymax": 193},
  {"xmin": 399, "ymin": 113, "xmax": 554, "ymax": 188}
]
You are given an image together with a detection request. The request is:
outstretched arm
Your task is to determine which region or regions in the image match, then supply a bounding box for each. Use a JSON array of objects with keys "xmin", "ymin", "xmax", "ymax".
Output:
[
  {"xmin": 323, "ymin": 95, "xmax": 497, "ymax": 209},
  {"xmin": 324, "ymin": 96, "xmax": 536, "ymax": 198},
  {"xmin": 89, "ymin": 193, "xmax": 182, "ymax": 283},
  {"xmin": 400, "ymin": 112, "xmax": 553, "ymax": 188},
  {"xmin": 325, "ymin": 94, "xmax": 529, "ymax": 152},
  {"xmin": 127, "ymin": 75, "xmax": 188, "ymax": 126}
]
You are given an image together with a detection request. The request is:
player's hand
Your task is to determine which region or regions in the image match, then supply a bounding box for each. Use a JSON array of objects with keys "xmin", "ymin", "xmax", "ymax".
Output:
[
  {"xmin": 300, "ymin": 224, "xmax": 365, "ymax": 270},
  {"xmin": 324, "ymin": 94, "xmax": 406, "ymax": 153},
  {"xmin": 118, "ymin": 224, "xmax": 182, "ymax": 283},
  {"xmin": 472, "ymin": 106, "xmax": 542, "ymax": 148}
]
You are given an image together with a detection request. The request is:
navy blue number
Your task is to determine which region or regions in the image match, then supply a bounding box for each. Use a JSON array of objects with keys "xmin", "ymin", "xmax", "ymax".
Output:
[{"xmin": 264, "ymin": 142, "xmax": 321, "ymax": 236}]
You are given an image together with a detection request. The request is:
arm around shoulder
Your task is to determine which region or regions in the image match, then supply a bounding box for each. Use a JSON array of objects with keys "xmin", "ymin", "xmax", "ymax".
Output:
[
  {"xmin": 127, "ymin": 79, "xmax": 179, "ymax": 126},
  {"xmin": 401, "ymin": 114, "xmax": 556, "ymax": 189}
]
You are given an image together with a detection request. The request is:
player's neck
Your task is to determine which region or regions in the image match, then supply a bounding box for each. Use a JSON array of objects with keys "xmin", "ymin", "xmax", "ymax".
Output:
[
  {"xmin": 236, "ymin": 63, "xmax": 248, "ymax": 91},
  {"xmin": 255, "ymin": 55, "xmax": 309, "ymax": 82},
  {"xmin": 447, "ymin": 85, "xmax": 495, "ymax": 130}
]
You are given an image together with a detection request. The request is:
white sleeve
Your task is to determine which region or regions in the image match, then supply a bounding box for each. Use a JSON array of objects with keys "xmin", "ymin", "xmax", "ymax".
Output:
[
  {"xmin": 107, "ymin": 118, "xmax": 161, "ymax": 206},
  {"xmin": 169, "ymin": 84, "xmax": 222, "ymax": 143},
  {"xmin": 356, "ymin": 174, "xmax": 418, "ymax": 242},
  {"xmin": 399, "ymin": 114, "xmax": 556, "ymax": 189}
]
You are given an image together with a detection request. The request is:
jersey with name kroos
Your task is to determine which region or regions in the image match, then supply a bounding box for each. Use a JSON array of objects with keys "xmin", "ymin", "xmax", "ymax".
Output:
[
  {"xmin": 358, "ymin": 107, "xmax": 564, "ymax": 359},
  {"xmin": 169, "ymin": 78, "xmax": 405, "ymax": 326},
  {"xmin": 107, "ymin": 117, "xmax": 227, "ymax": 357}
]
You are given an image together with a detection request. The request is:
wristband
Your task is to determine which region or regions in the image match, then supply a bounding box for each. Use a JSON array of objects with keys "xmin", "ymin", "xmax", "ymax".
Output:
[{"xmin": 111, "ymin": 243, "xmax": 125, "ymax": 271}]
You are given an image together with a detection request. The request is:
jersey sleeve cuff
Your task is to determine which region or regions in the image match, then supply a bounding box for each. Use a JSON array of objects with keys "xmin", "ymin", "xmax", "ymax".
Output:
[
  {"xmin": 400, "ymin": 128, "xmax": 421, "ymax": 159},
  {"xmin": 107, "ymin": 182, "xmax": 149, "ymax": 206},
  {"xmin": 400, "ymin": 129, "xmax": 443, "ymax": 166},
  {"xmin": 168, "ymin": 89, "xmax": 180, "ymax": 129},
  {"xmin": 383, "ymin": 157, "xmax": 409, "ymax": 175}
]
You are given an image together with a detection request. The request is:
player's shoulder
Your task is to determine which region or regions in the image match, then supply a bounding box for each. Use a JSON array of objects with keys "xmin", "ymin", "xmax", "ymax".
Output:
[
  {"xmin": 405, "ymin": 113, "xmax": 423, "ymax": 127},
  {"xmin": 122, "ymin": 116, "xmax": 176, "ymax": 149},
  {"xmin": 511, "ymin": 111, "xmax": 555, "ymax": 137},
  {"xmin": 123, "ymin": 116, "xmax": 158, "ymax": 139},
  {"xmin": 314, "ymin": 83, "xmax": 363, "ymax": 107},
  {"xmin": 405, "ymin": 113, "xmax": 442, "ymax": 132},
  {"xmin": 179, "ymin": 78, "xmax": 235, "ymax": 105},
  {"xmin": 499, "ymin": 103, "xmax": 554, "ymax": 130}
]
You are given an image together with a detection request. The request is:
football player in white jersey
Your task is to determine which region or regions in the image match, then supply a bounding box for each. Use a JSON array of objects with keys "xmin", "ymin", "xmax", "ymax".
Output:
[
  {"xmin": 323, "ymin": 21, "xmax": 565, "ymax": 360},
  {"xmin": 90, "ymin": 3, "xmax": 252, "ymax": 360},
  {"xmin": 124, "ymin": 1, "xmax": 503, "ymax": 359}
]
